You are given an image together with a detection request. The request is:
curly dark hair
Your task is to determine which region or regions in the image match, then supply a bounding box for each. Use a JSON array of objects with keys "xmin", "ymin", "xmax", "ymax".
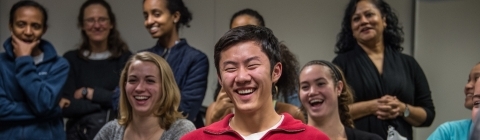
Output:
[
  {"xmin": 300, "ymin": 60, "xmax": 354, "ymax": 128},
  {"xmin": 77, "ymin": 0, "xmax": 129, "ymax": 59},
  {"xmin": 335, "ymin": 0, "xmax": 404, "ymax": 53},
  {"xmin": 275, "ymin": 42, "xmax": 299, "ymax": 99}
]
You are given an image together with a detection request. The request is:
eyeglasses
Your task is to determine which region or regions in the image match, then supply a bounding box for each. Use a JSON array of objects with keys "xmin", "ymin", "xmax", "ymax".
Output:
[{"xmin": 84, "ymin": 17, "xmax": 110, "ymax": 26}]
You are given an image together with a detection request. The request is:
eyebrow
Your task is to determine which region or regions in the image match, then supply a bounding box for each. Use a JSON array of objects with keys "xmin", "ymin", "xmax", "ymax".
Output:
[
  {"xmin": 300, "ymin": 77, "xmax": 326, "ymax": 85},
  {"xmin": 222, "ymin": 56, "xmax": 260, "ymax": 67},
  {"xmin": 473, "ymin": 94, "xmax": 480, "ymax": 99}
]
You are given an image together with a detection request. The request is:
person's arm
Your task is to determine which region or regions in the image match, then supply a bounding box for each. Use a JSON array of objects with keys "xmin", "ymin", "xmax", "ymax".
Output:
[
  {"xmin": 180, "ymin": 53, "xmax": 209, "ymax": 121},
  {"xmin": 15, "ymin": 56, "xmax": 69, "ymax": 117},
  {"xmin": 348, "ymin": 99, "xmax": 378, "ymax": 120},
  {"xmin": 61, "ymin": 53, "xmax": 103, "ymax": 118},
  {"xmin": 0, "ymin": 82, "xmax": 40, "ymax": 121},
  {"xmin": 407, "ymin": 57, "xmax": 435, "ymax": 127}
]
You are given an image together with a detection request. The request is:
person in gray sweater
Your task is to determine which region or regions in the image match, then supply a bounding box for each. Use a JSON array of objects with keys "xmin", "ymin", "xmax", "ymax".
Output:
[{"xmin": 94, "ymin": 52, "xmax": 195, "ymax": 140}]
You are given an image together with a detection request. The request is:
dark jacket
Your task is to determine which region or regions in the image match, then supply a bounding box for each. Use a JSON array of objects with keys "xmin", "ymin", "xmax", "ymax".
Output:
[
  {"xmin": 143, "ymin": 39, "xmax": 209, "ymax": 121},
  {"xmin": 0, "ymin": 37, "xmax": 69, "ymax": 140}
]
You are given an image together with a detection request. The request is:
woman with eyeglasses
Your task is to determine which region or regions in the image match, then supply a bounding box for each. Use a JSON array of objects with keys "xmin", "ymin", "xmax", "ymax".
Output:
[{"xmin": 61, "ymin": 0, "xmax": 132, "ymax": 139}]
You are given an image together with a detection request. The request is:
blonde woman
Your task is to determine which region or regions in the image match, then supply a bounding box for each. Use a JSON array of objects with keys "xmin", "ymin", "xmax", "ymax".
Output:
[{"xmin": 95, "ymin": 52, "xmax": 195, "ymax": 140}]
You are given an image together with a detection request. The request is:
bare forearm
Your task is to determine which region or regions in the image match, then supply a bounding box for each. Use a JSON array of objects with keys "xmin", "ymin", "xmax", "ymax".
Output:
[
  {"xmin": 349, "ymin": 100, "xmax": 376, "ymax": 120},
  {"xmin": 403, "ymin": 104, "xmax": 427, "ymax": 127}
]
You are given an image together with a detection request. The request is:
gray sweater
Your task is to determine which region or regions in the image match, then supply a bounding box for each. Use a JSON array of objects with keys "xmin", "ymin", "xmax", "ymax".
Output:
[{"xmin": 94, "ymin": 119, "xmax": 195, "ymax": 140}]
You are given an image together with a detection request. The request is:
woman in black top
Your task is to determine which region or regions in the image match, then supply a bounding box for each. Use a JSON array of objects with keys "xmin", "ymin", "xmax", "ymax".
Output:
[
  {"xmin": 332, "ymin": 0, "xmax": 435, "ymax": 139},
  {"xmin": 61, "ymin": 0, "xmax": 131, "ymax": 139},
  {"xmin": 299, "ymin": 60, "xmax": 382, "ymax": 140}
]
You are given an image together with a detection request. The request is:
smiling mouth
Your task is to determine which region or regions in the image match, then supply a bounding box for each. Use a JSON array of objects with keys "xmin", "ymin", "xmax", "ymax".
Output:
[
  {"xmin": 235, "ymin": 88, "xmax": 255, "ymax": 95},
  {"xmin": 149, "ymin": 27, "xmax": 159, "ymax": 33},
  {"xmin": 309, "ymin": 99, "xmax": 324, "ymax": 106},
  {"xmin": 134, "ymin": 95, "xmax": 150, "ymax": 101}
]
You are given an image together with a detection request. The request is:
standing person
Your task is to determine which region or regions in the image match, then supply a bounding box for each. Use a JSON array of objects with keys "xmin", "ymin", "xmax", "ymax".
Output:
[
  {"xmin": 94, "ymin": 52, "xmax": 195, "ymax": 140},
  {"xmin": 61, "ymin": 0, "xmax": 132, "ymax": 139},
  {"xmin": 332, "ymin": 0, "xmax": 435, "ymax": 139},
  {"xmin": 181, "ymin": 25, "xmax": 329, "ymax": 140},
  {"xmin": 299, "ymin": 60, "xmax": 382, "ymax": 140},
  {"xmin": 205, "ymin": 8, "xmax": 304, "ymax": 126},
  {"xmin": 427, "ymin": 63, "xmax": 480, "ymax": 140},
  {"xmin": 0, "ymin": 1, "xmax": 69, "ymax": 139},
  {"xmin": 142, "ymin": 0, "xmax": 209, "ymax": 126}
]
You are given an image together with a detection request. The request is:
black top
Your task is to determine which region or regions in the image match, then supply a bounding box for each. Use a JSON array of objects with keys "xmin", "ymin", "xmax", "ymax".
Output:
[
  {"xmin": 345, "ymin": 127, "xmax": 383, "ymax": 140},
  {"xmin": 61, "ymin": 50, "xmax": 132, "ymax": 121},
  {"xmin": 333, "ymin": 46, "xmax": 435, "ymax": 140}
]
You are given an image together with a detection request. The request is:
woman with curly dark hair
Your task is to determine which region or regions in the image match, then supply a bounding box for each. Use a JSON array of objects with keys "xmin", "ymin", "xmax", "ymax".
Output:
[
  {"xmin": 332, "ymin": 0, "xmax": 435, "ymax": 139},
  {"xmin": 299, "ymin": 60, "xmax": 382, "ymax": 140}
]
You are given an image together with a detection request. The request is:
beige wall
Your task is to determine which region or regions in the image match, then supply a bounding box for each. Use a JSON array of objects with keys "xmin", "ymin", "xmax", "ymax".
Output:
[
  {"xmin": 414, "ymin": 0, "xmax": 480, "ymax": 139},
  {"xmin": 1, "ymin": 0, "xmax": 479, "ymax": 139}
]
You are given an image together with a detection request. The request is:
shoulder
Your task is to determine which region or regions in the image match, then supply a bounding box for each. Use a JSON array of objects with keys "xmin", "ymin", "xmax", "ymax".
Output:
[
  {"xmin": 438, "ymin": 119, "xmax": 472, "ymax": 129},
  {"xmin": 171, "ymin": 119, "xmax": 196, "ymax": 130},
  {"xmin": 62, "ymin": 50, "xmax": 80, "ymax": 60},
  {"xmin": 333, "ymin": 50, "xmax": 357, "ymax": 66},
  {"xmin": 179, "ymin": 128, "xmax": 205, "ymax": 140},
  {"xmin": 163, "ymin": 119, "xmax": 196, "ymax": 139},
  {"xmin": 180, "ymin": 42, "xmax": 207, "ymax": 59},
  {"xmin": 96, "ymin": 120, "xmax": 124, "ymax": 139},
  {"xmin": 346, "ymin": 127, "xmax": 383, "ymax": 140}
]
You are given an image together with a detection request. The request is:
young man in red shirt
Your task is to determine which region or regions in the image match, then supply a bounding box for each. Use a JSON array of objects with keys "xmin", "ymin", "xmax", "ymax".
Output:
[{"xmin": 181, "ymin": 25, "xmax": 329, "ymax": 140}]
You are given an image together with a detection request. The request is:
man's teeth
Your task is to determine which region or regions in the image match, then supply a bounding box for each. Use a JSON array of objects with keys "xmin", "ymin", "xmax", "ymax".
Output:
[
  {"xmin": 134, "ymin": 96, "xmax": 149, "ymax": 100},
  {"xmin": 237, "ymin": 89, "xmax": 253, "ymax": 95}
]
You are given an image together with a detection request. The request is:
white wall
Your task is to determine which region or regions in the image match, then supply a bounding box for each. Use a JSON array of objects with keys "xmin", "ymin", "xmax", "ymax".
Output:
[
  {"xmin": 2, "ymin": 0, "xmax": 479, "ymax": 139},
  {"xmin": 414, "ymin": 0, "xmax": 480, "ymax": 139}
]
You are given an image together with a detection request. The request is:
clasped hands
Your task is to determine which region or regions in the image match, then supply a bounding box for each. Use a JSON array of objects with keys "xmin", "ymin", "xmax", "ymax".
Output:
[{"xmin": 373, "ymin": 95, "xmax": 406, "ymax": 120}]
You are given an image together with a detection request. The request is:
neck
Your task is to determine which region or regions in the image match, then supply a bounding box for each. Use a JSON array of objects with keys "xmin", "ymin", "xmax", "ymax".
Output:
[
  {"xmin": 128, "ymin": 114, "xmax": 163, "ymax": 139},
  {"xmin": 89, "ymin": 40, "xmax": 108, "ymax": 53},
  {"xmin": 357, "ymin": 33, "xmax": 385, "ymax": 55},
  {"xmin": 157, "ymin": 30, "xmax": 179, "ymax": 49},
  {"xmin": 230, "ymin": 99, "xmax": 281, "ymax": 136},
  {"xmin": 307, "ymin": 112, "xmax": 345, "ymax": 139},
  {"xmin": 31, "ymin": 46, "xmax": 42, "ymax": 57}
]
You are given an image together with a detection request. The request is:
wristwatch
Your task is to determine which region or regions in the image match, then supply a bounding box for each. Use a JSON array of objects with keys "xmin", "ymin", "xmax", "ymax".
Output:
[
  {"xmin": 82, "ymin": 87, "xmax": 88, "ymax": 99},
  {"xmin": 403, "ymin": 103, "xmax": 410, "ymax": 117}
]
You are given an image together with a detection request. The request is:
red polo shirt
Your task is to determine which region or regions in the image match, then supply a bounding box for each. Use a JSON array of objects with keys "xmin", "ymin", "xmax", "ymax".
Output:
[{"xmin": 181, "ymin": 113, "xmax": 330, "ymax": 140}]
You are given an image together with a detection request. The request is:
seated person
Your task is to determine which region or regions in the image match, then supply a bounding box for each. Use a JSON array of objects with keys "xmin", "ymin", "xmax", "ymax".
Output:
[
  {"xmin": 299, "ymin": 60, "xmax": 382, "ymax": 140},
  {"xmin": 94, "ymin": 52, "xmax": 195, "ymax": 140},
  {"xmin": 205, "ymin": 8, "xmax": 304, "ymax": 125},
  {"xmin": 181, "ymin": 25, "xmax": 329, "ymax": 140},
  {"xmin": 428, "ymin": 63, "xmax": 480, "ymax": 140}
]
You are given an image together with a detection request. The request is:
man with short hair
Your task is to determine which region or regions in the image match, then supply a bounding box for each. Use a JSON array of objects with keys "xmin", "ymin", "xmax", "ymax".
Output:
[{"xmin": 181, "ymin": 25, "xmax": 329, "ymax": 140}]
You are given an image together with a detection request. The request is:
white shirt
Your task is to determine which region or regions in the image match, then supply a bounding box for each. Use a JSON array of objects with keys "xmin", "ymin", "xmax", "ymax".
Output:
[{"xmin": 238, "ymin": 115, "xmax": 284, "ymax": 140}]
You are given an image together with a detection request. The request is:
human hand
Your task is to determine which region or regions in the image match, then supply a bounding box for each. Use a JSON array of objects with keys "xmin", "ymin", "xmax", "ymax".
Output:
[
  {"xmin": 376, "ymin": 95, "xmax": 404, "ymax": 120},
  {"xmin": 59, "ymin": 98, "xmax": 71, "ymax": 108},
  {"xmin": 211, "ymin": 88, "xmax": 234, "ymax": 121},
  {"xmin": 74, "ymin": 87, "xmax": 93, "ymax": 100},
  {"xmin": 11, "ymin": 33, "xmax": 39, "ymax": 57}
]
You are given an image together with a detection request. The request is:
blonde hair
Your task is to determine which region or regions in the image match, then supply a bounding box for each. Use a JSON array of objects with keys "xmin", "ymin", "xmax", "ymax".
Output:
[{"xmin": 118, "ymin": 52, "xmax": 184, "ymax": 129}]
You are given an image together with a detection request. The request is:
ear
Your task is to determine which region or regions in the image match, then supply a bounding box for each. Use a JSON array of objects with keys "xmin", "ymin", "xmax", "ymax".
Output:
[
  {"xmin": 336, "ymin": 80, "xmax": 344, "ymax": 96},
  {"xmin": 271, "ymin": 62, "xmax": 282, "ymax": 84},
  {"xmin": 172, "ymin": 11, "xmax": 181, "ymax": 24},
  {"xmin": 382, "ymin": 16, "xmax": 387, "ymax": 28},
  {"xmin": 217, "ymin": 74, "xmax": 222, "ymax": 87}
]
